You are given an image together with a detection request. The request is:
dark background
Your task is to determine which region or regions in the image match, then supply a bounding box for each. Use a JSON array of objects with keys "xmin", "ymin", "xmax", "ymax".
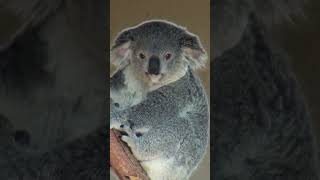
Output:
[{"xmin": 273, "ymin": 0, "xmax": 320, "ymax": 147}]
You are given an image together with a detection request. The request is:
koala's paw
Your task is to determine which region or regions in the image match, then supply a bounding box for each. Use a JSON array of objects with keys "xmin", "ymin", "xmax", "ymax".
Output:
[
  {"xmin": 110, "ymin": 120, "xmax": 122, "ymax": 130},
  {"xmin": 110, "ymin": 111, "xmax": 127, "ymax": 129},
  {"xmin": 121, "ymin": 135, "xmax": 148, "ymax": 161},
  {"xmin": 120, "ymin": 123, "xmax": 134, "ymax": 135},
  {"xmin": 121, "ymin": 135, "xmax": 136, "ymax": 149}
]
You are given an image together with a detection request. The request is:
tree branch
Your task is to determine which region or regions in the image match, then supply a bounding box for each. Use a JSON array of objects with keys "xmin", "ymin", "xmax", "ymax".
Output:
[{"xmin": 110, "ymin": 129, "xmax": 150, "ymax": 180}]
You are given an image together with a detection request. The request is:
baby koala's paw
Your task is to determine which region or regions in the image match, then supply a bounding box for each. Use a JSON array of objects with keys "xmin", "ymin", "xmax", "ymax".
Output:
[
  {"xmin": 120, "ymin": 124, "xmax": 143, "ymax": 149},
  {"xmin": 119, "ymin": 123, "xmax": 134, "ymax": 135},
  {"xmin": 110, "ymin": 110, "xmax": 127, "ymax": 129},
  {"xmin": 110, "ymin": 118, "xmax": 122, "ymax": 130}
]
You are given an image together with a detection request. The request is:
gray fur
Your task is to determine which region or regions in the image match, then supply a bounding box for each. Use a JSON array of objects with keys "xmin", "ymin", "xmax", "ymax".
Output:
[{"xmin": 110, "ymin": 20, "xmax": 209, "ymax": 180}]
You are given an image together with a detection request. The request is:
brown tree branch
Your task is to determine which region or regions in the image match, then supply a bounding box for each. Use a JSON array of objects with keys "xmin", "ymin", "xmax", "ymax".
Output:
[{"xmin": 110, "ymin": 129, "xmax": 150, "ymax": 180}]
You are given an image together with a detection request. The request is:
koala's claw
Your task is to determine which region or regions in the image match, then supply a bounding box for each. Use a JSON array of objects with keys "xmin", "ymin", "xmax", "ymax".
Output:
[
  {"xmin": 121, "ymin": 123, "xmax": 132, "ymax": 131},
  {"xmin": 122, "ymin": 125, "xmax": 138, "ymax": 139}
]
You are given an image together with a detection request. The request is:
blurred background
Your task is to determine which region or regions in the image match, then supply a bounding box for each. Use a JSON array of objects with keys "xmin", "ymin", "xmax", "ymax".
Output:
[
  {"xmin": 272, "ymin": 0, "xmax": 320, "ymax": 150},
  {"xmin": 110, "ymin": 0, "xmax": 210, "ymax": 179},
  {"xmin": 1, "ymin": 0, "xmax": 319, "ymax": 179}
]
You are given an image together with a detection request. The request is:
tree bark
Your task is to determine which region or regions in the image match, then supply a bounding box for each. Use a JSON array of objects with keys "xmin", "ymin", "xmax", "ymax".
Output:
[{"xmin": 110, "ymin": 129, "xmax": 150, "ymax": 180}]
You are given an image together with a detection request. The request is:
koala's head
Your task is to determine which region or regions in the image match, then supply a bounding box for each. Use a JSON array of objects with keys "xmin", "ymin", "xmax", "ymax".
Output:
[{"xmin": 111, "ymin": 20, "xmax": 207, "ymax": 88}]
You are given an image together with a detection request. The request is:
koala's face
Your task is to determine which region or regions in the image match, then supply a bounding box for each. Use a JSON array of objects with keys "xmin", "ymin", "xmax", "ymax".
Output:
[
  {"xmin": 130, "ymin": 26, "xmax": 186, "ymax": 84},
  {"xmin": 111, "ymin": 20, "xmax": 207, "ymax": 87}
]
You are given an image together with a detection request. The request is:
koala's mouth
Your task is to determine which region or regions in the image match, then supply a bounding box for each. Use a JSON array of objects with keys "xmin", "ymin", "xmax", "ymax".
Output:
[{"xmin": 145, "ymin": 72, "xmax": 164, "ymax": 84}]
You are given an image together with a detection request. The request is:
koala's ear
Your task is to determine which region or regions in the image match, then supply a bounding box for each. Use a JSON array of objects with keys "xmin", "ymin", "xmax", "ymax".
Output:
[
  {"xmin": 110, "ymin": 30, "xmax": 135, "ymax": 66},
  {"xmin": 179, "ymin": 32, "xmax": 207, "ymax": 70}
]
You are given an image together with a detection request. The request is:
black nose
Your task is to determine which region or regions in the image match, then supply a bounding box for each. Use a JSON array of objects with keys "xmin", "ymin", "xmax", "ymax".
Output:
[{"xmin": 148, "ymin": 56, "xmax": 160, "ymax": 75}]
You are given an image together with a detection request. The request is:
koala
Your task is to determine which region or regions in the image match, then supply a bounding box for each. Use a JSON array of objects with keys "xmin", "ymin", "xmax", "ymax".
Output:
[
  {"xmin": 0, "ymin": 0, "xmax": 106, "ymax": 179},
  {"xmin": 110, "ymin": 20, "xmax": 209, "ymax": 180},
  {"xmin": 212, "ymin": 10, "xmax": 320, "ymax": 180}
]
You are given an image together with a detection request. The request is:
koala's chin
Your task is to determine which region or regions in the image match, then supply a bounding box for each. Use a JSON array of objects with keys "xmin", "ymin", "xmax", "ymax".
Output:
[{"xmin": 147, "ymin": 74, "xmax": 163, "ymax": 84}]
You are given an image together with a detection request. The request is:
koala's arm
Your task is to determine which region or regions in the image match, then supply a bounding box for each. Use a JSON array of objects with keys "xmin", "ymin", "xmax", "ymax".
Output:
[
  {"xmin": 0, "ymin": 127, "xmax": 106, "ymax": 179},
  {"xmin": 121, "ymin": 117, "xmax": 191, "ymax": 161},
  {"xmin": 111, "ymin": 91, "xmax": 192, "ymax": 161}
]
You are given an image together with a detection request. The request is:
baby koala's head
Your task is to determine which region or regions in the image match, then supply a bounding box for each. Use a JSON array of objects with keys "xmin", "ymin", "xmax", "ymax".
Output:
[{"xmin": 111, "ymin": 20, "xmax": 207, "ymax": 89}]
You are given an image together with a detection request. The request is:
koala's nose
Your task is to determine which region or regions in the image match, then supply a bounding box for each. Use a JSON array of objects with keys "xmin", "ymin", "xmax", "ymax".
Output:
[{"xmin": 148, "ymin": 56, "xmax": 160, "ymax": 75}]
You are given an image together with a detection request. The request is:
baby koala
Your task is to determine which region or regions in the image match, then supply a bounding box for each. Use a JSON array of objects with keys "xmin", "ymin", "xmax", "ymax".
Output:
[{"xmin": 110, "ymin": 20, "xmax": 209, "ymax": 180}]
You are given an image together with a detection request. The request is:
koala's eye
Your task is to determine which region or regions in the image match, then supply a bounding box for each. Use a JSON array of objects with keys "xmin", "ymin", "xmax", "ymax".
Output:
[
  {"xmin": 165, "ymin": 53, "xmax": 172, "ymax": 60},
  {"xmin": 139, "ymin": 53, "xmax": 146, "ymax": 59}
]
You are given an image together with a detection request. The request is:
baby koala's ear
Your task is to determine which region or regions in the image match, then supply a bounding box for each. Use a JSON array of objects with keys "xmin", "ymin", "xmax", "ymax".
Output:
[
  {"xmin": 179, "ymin": 31, "xmax": 207, "ymax": 70},
  {"xmin": 110, "ymin": 29, "xmax": 135, "ymax": 67}
]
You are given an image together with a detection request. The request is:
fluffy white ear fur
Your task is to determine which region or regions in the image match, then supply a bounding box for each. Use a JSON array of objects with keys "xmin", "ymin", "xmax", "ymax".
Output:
[
  {"xmin": 179, "ymin": 29, "xmax": 208, "ymax": 70},
  {"xmin": 182, "ymin": 47, "xmax": 207, "ymax": 70},
  {"xmin": 110, "ymin": 41, "xmax": 131, "ymax": 67}
]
